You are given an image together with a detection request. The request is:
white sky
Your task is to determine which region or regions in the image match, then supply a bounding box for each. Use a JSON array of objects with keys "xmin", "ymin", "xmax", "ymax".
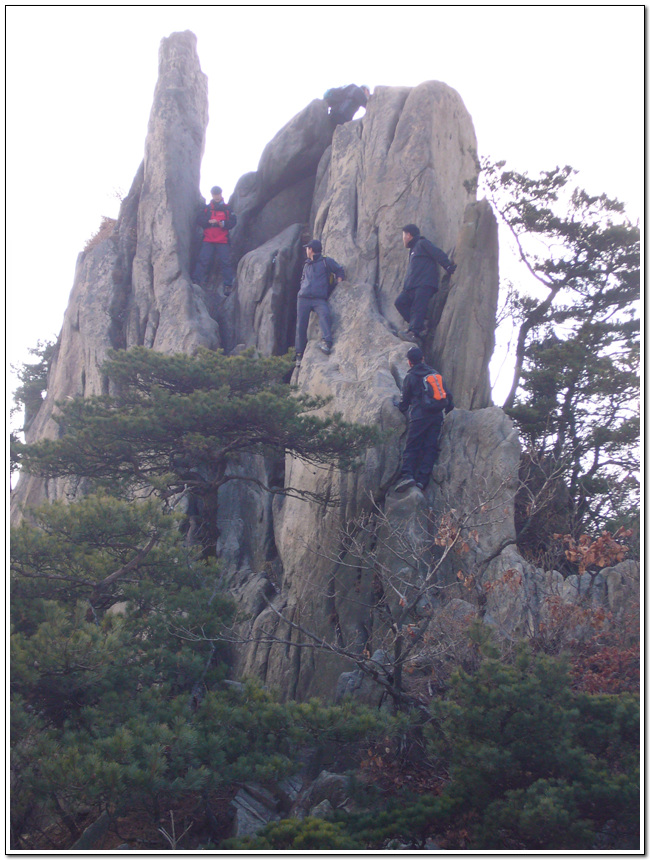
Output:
[{"xmin": 5, "ymin": 6, "xmax": 644, "ymax": 408}]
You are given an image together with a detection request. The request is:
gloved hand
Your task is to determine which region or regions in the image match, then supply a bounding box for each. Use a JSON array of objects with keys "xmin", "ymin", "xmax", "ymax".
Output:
[
  {"xmin": 447, "ymin": 263, "xmax": 457, "ymax": 276},
  {"xmin": 392, "ymin": 395, "xmax": 401, "ymax": 408}
]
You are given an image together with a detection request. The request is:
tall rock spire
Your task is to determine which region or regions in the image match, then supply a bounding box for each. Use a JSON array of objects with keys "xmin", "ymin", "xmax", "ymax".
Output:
[
  {"xmin": 127, "ymin": 30, "xmax": 217, "ymax": 354},
  {"xmin": 11, "ymin": 31, "xmax": 217, "ymax": 515}
]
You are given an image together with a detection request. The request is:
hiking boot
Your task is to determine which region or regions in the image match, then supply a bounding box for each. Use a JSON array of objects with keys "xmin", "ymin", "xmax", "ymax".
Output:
[
  {"xmin": 398, "ymin": 330, "xmax": 420, "ymax": 344},
  {"xmin": 295, "ymin": 354, "xmax": 302, "ymax": 368},
  {"xmin": 319, "ymin": 340, "xmax": 332, "ymax": 355},
  {"xmin": 415, "ymin": 482, "xmax": 425, "ymax": 491},
  {"xmin": 223, "ymin": 284, "xmax": 234, "ymax": 297},
  {"xmin": 394, "ymin": 476, "xmax": 416, "ymax": 493}
]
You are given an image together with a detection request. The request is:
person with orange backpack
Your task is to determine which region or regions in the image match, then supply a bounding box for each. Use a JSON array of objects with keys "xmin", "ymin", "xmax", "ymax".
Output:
[{"xmin": 393, "ymin": 346, "xmax": 454, "ymax": 493}]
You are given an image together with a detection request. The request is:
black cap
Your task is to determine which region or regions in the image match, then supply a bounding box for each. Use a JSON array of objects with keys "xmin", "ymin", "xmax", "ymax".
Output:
[
  {"xmin": 402, "ymin": 223, "xmax": 420, "ymax": 238},
  {"xmin": 210, "ymin": 185, "xmax": 222, "ymax": 195},
  {"xmin": 406, "ymin": 346, "xmax": 423, "ymax": 363},
  {"xmin": 304, "ymin": 239, "xmax": 323, "ymax": 253}
]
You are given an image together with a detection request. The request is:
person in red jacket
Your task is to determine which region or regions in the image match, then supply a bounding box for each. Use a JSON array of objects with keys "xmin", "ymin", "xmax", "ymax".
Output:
[{"xmin": 192, "ymin": 186, "xmax": 237, "ymax": 295}]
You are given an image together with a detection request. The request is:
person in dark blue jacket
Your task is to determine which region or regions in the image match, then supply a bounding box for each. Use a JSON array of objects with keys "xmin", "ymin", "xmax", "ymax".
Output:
[
  {"xmin": 395, "ymin": 224, "xmax": 456, "ymax": 343},
  {"xmin": 393, "ymin": 346, "xmax": 454, "ymax": 492},
  {"xmin": 294, "ymin": 240, "xmax": 345, "ymax": 365}
]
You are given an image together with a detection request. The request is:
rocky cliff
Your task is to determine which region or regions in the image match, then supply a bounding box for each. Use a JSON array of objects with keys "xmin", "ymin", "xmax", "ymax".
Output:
[
  {"xmin": 12, "ymin": 32, "xmax": 638, "ymax": 701},
  {"xmin": 12, "ymin": 31, "xmax": 219, "ymax": 511}
]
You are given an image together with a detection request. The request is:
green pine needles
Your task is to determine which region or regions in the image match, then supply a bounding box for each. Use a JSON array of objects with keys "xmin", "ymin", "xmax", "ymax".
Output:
[
  {"xmin": 10, "ymin": 346, "xmax": 387, "ymax": 849},
  {"xmin": 482, "ymin": 159, "xmax": 640, "ymax": 538},
  {"xmin": 14, "ymin": 347, "xmax": 379, "ymax": 503}
]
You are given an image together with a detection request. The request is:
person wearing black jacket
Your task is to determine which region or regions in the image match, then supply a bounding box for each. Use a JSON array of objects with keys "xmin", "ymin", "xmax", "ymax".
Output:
[
  {"xmin": 294, "ymin": 239, "xmax": 345, "ymax": 364},
  {"xmin": 324, "ymin": 84, "xmax": 370, "ymax": 125},
  {"xmin": 393, "ymin": 346, "xmax": 454, "ymax": 492},
  {"xmin": 395, "ymin": 224, "xmax": 456, "ymax": 343},
  {"xmin": 192, "ymin": 186, "xmax": 237, "ymax": 295}
]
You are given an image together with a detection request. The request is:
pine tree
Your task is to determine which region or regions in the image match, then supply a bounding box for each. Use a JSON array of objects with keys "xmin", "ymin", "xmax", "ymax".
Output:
[
  {"xmin": 482, "ymin": 160, "xmax": 640, "ymax": 536},
  {"xmin": 10, "ymin": 347, "xmax": 388, "ymax": 848},
  {"xmin": 427, "ymin": 646, "xmax": 639, "ymax": 849},
  {"xmin": 11, "ymin": 338, "xmax": 56, "ymax": 432},
  {"xmin": 13, "ymin": 347, "xmax": 380, "ymax": 549},
  {"xmin": 10, "ymin": 493, "xmax": 393, "ymax": 849}
]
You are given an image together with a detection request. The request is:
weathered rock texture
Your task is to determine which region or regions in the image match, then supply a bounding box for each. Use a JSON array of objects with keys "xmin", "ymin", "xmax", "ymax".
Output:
[
  {"xmin": 11, "ymin": 31, "xmax": 217, "ymax": 515},
  {"xmin": 431, "ymin": 200, "xmax": 498, "ymax": 409},
  {"xmin": 126, "ymin": 31, "xmax": 217, "ymax": 355},
  {"xmin": 12, "ymin": 33, "xmax": 636, "ymax": 703},
  {"xmin": 230, "ymin": 98, "xmax": 334, "ymax": 261}
]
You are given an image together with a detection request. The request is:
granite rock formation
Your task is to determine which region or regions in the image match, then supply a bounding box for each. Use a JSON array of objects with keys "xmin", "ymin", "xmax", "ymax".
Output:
[
  {"xmin": 13, "ymin": 32, "xmax": 636, "ymax": 703},
  {"xmin": 12, "ymin": 31, "xmax": 218, "ymax": 512}
]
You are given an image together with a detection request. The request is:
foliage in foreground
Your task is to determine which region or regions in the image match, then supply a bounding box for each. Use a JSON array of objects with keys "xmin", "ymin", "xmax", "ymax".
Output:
[
  {"xmin": 10, "ymin": 192, "xmax": 640, "ymax": 848},
  {"xmin": 10, "ymin": 492, "xmax": 394, "ymax": 849},
  {"xmin": 11, "ymin": 494, "xmax": 639, "ymax": 851},
  {"xmin": 222, "ymin": 647, "xmax": 639, "ymax": 852},
  {"xmin": 427, "ymin": 648, "xmax": 639, "ymax": 850},
  {"xmin": 223, "ymin": 817, "xmax": 365, "ymax": 851}
]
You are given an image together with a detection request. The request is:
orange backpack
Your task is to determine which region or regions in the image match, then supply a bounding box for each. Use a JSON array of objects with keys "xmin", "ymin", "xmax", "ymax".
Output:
[{"xmin": 422, "ymin": 372, "xmax": 448, "ymax": 411}]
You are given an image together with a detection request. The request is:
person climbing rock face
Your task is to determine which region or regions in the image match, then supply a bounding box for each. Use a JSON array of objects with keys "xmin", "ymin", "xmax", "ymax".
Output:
[
  {"xmin": 323, "ymin": 84, "xmax": 370, "ymax": 125},
  {"xmin": 192, "ymin": 186, "xmax": 237, "ymax": 296},
  {"xmin": 395, "ymin": 224, "xmax": 456, "ymax": 344},
  {"xmin": 294, "ymin": 239, "xmax": 345, "ymax": 366},
  {"xmin": 393, "ymin": 346, "xmax": 454, "ymax": 493}
]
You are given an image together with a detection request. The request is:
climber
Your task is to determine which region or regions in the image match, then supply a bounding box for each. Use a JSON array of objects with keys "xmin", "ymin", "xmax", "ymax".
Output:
[
  {"xmin": 294, "ymin": 239, "xmax": 345, "ymax": 366},
  {"xmin": 393, "ymin": 346, "xmax": 454, "ymax": 493},
  {"xmin": 192, "ymin": 186, "xmax": 237, "ymax": 296},
  {"xmin": 394, "ymin": 224, "xmax": 456, "ymax": 344},
  {"xmin": 323, "ymin": 84, "xmax": 370, "ymax": 125}
]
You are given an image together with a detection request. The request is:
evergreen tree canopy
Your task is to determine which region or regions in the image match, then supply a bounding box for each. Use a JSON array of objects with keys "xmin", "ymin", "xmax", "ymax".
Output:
[
  {"xmin": 427, "ymin": 647, "xmax": 639, "ymax": 849},
  {"xmin": 11, "ymin": 338, "xmax": 56, "ymax": 430},
  {"xmin": 10, "ymin": 492, "xmax": 394, "ymax": 849},
  {"xmin": 482, "ymin": 160, "xmax": 640, "ymax": 533},
  {"xmin": 11, "ymin": 493, "xmax": 214, "ymax": 614},
  {"xmin": 14, "ymin": 347, "xmax": 380, "ymax": 507}
]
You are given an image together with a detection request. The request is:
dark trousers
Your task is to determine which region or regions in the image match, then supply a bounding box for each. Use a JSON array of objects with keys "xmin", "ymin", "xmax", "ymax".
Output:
[
  {"xmin": 295, "ymin": 297, "xmax": 332, "ymax": 356},
  {"xmin": 400, "ymin": 416, "xmax": 443, "ymax": 489},
  {"xmin": 193, "ymin": 241, "xmax": 234, "ymax": 287},
  {"xmin": 394, "ymin": 285, "xmax": 433, "ymax": 336}
]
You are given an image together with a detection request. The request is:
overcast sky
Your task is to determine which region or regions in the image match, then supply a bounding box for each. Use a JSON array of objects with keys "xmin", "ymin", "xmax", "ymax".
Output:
[{"xmin": 5, "ymin": 6, "xmax": 643, "ymax": 407}]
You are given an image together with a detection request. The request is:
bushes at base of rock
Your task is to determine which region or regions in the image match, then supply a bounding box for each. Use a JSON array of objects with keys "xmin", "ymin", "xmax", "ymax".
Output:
[
  {"xmin": 427, "ymin": 647, "xmax": 640, "ymax": 850},
  {"xmin": 223, "ymin": 817, "xmax": 363, "ymax": 851}
]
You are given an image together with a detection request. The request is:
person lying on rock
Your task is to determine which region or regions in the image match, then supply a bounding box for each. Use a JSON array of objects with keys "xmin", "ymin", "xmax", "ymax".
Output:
[
  {"xmin": 323, "ymin": 84, "xmax": 370, "ymax": 125},
  {"xmin": 294, "ymin": 240, "xmax": 345, "ymax": 366},
  {"xmin": 395, "ymin": 224, "xmax": 456, "ymax": 344},
  {"xmin": 192, "ymin": 186, "xmax": 237, "ymax": 296},
  {"xmin": 393, "ymin": 346, "xmax": 454, "ymax": 493}
]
